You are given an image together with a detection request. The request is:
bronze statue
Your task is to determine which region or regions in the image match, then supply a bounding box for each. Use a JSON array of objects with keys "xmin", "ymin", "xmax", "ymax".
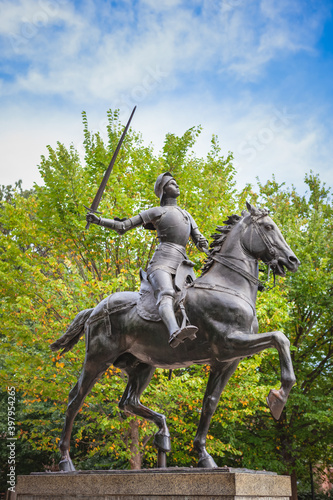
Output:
[
  {"xmin": 51, "ymin": 197, "xmax": 299, "ymax": 472},
  {"xmin": 86, "ymin": 172, "xmax": 208, "ymax": 347}
]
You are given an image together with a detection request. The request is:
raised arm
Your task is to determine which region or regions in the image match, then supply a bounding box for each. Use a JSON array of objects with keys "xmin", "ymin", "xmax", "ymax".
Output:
[
  {"xmin": 86, "ymin": 206, "xmax": 164, "ymax": 235},
  {"xmin": 86, "ymin": 213, "xmax": 143, "ymax": 235}
]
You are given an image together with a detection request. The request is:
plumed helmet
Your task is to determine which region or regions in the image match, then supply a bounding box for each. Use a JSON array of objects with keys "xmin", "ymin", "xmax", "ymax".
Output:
[{"xmin": 154, "ymin": 172, "xmax": 175, "ymax": 200}]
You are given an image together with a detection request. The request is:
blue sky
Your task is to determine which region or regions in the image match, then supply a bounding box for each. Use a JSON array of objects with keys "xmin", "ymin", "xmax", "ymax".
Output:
[{"xmin": 0, "ymin": 0, "xmax": 332, "ymax": 194}]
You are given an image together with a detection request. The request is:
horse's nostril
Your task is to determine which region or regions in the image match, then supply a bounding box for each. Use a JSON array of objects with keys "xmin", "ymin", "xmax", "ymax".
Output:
[{"xmin": 288, "ymin": 255, "xmax": 299, "ymax": 264}]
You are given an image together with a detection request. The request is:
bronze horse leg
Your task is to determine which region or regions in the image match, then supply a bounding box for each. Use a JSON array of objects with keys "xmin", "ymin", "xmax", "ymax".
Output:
[
  {"xmin": 193, "ymin": 360, "xmax": 240, "ymax": 468},
  {"xmin": 118, "ymin": 357, "xmax": 171, "ymax": 461},
  {"xmin": 226, "ymin": 330, "xmax": 296, "ymax": 420},
  {"xmin": 59, "ymin": 357, "xmax": 110, "ymax": 471}
]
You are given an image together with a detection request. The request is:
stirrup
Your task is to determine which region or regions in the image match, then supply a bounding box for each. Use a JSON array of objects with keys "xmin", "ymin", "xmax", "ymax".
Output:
[{"xmin": 169, "ymin": 325, "xmax": 198, "ymax": 348}]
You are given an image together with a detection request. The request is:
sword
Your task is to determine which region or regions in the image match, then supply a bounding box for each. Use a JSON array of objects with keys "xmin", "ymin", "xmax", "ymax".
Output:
[{"xmin": 84, "ymin": 106, "xmax": 136, "ymax": 230}]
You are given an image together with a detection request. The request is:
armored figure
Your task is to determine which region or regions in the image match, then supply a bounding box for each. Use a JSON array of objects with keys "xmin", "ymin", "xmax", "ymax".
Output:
[{"xmin": 86, "ymin": 172, "xmax": 208, "ymax": 347}]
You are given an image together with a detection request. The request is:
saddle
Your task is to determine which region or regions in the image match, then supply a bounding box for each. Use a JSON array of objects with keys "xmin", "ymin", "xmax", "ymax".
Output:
[
  {"xmin": 86, "ymin": 261, "xmax": 195, "ymax": 343},
  {"xmin": 136, "ymin": 260, "xmax": 195, "ymax": 322}
]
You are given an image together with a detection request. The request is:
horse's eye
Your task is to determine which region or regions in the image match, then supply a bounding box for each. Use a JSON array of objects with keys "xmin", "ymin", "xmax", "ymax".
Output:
[{"xmin": 265, "ymin": 224, "xmax": 273, "ymax": 231}]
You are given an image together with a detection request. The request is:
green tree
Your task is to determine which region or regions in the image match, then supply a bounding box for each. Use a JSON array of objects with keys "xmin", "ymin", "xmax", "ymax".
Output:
[
  {"xmin": 231, "ymin": 175, "xmax": 333, "ymax": 500},
  {"xmin": 2, "ymin": 111, "xmax": 332, "ymax": 500}
]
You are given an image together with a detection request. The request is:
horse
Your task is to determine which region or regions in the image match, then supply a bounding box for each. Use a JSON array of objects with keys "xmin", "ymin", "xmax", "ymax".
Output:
[{"xmin": 51, "ymin": 202, "xmax": 299, "ymax": 471}]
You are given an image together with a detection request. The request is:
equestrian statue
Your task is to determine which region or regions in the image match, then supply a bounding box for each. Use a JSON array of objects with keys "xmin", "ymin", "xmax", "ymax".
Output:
[
  {"xmin": 51, "ymin": 179, "xmax": 299, "ymax": 472},
  {"xmin": 51, "ymin": 109, "xmax": 300, "ymax": 470}
]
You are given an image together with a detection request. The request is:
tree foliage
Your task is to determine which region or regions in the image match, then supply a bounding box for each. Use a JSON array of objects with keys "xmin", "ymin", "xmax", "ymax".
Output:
[{"xmin": 0, "ymin": 111, "xmax": 332, "ymax": 499}]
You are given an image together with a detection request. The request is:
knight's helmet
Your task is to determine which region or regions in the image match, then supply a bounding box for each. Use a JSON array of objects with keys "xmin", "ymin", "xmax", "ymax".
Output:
[{"xmin": 154, "ymin": 172, "xmax": 175, "ymax": 201}]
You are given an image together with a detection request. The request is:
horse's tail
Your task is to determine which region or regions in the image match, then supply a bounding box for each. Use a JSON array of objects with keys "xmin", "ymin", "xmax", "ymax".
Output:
[{"xmin": 50, "ymin": 308, "xmax": 93, "ymax": 354}]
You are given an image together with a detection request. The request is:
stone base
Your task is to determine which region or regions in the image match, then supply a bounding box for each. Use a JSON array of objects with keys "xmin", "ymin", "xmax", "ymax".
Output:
[{"xmin": 16, "ymin": 468, "xmax": 291, "ymax": 500}]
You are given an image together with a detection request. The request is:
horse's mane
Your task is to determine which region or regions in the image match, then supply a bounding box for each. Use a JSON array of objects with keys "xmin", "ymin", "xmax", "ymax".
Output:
[
  {"xmin": 201, "ymin": 205, "xmax": 271, "ymax": 276},
  {"xmin": 201, "ymin": 214, "xmax": 243, "ymax": 276}
]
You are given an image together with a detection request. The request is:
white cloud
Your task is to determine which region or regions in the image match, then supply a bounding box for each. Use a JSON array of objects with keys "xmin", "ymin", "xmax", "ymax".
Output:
[
  {"xmin": 1, "ymin": 0, "xmax": 328, "ymax": 101},
  {"xmin": 140, "ymin": 0, "xmax": 183, "ymax": 10},
  {"xmin": 230, "ymin": 109, "xmax": 333, "ymax": 192},
  {"xmin": 0, "ymin": 0, "xmax": 79, "ymax": 43},
  {"xmin": 2, "ymin": 91, "xmax": 331, "ymax": 195},
  {"xmin": 0, "ymin": 103, "xmax": 84, "ymax": 188},
  {"xmin": 0, "ymin": 0, "xmax": 332, "ymax": 194},
  {"xmin": 133, "ymin": 95, "xmax": 333, "ymax": 194}
]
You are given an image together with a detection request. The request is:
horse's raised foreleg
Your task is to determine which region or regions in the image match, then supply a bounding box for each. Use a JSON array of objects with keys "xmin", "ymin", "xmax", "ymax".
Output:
[
  {"xmin": 193, "ymin": 360, "xmax": 239, "ymax": 468},
  {"xmin": 59, "ymin": 358, "xmax": 109, "ymax": 471},
  {"xmin": 226, "ymin": 330, "xmax": 296, "ymax": 420},
  {"xmin": 119, "ymin": 362, "xmax": 171, "ymax": 459}
]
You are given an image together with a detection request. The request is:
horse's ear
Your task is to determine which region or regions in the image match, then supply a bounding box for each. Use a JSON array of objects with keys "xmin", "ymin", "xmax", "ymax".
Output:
[
  {"xmin": 246, "ymin": 201, "xmax": 253, "ymax": 213},
  {"xmin": 246, "ymin": 201, "xmax": 261, "ymax": 217}
]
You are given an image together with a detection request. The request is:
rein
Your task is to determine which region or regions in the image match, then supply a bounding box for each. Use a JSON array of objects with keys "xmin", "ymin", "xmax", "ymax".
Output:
[
  {"xmin": 211, "ymin": 254, "xmax": 266, "ymax": 291},
  {"xmin": 191, "ymin": 281, "xmax": 256, "ymax": 315}
]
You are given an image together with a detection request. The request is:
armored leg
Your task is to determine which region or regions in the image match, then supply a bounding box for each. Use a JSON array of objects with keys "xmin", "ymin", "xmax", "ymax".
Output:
[
  {"xmin": 149, "ymin": 270, "xmax": 198, "ymax": 348},
  {"xmin": 158, "ymin": 295, "xmax": 179, "ymax": 336}
]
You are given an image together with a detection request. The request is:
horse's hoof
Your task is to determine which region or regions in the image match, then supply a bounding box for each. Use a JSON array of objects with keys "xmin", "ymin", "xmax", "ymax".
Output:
[
  {"xmin": 266, "ymin": 389, "xmax": 285, "ymax": 420},
  {"xmin": 153, "ymin": 433, "xmax": 171, "ymax": 452},
  {"xmin": 169, "ymin": 326, "xmax": 198, "ymax": 348},
  {"xmin": 59, "ymin": 458, "xmax": 76, "ymax": 472},
  {"xmin": 198, "ymin": 456, "xmax": 218, "ymax": 468}
]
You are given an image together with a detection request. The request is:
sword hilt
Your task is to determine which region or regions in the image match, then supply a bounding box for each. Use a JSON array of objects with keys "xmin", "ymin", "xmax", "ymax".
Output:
[{"xmin": 84, "ymin": 206, "xmax": 102, "ymax": 230}]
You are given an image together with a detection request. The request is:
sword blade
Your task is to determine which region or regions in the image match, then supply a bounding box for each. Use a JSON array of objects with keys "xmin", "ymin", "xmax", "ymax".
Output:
[{"xmin": 85, "ymin": 106, "xmax": 136, "ymax": 230}]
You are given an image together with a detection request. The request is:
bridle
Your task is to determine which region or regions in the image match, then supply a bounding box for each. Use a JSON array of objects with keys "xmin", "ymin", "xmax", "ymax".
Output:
[
  {"xmin": 250, "ymin": 212, "xmax": 279, "ymax": 290},
  {"xmin": 211, "ymin": 212, "xmax": 278, "ymax": 292},
  {"xmin": 250, "ymin": 214, "xmax": 278, "ymax": 263}
]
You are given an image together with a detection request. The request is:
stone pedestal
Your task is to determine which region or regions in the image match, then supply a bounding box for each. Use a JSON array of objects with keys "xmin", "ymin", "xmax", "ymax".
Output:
[{"xmin": 16, "ymin": 468, "xmax": 291, "ymax": 500}]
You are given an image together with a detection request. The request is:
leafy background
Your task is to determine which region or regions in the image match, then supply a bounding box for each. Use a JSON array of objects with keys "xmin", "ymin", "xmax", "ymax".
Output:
[{"xmin": 0, "ymin": 110, "xmax": 332, "ymax": 499}]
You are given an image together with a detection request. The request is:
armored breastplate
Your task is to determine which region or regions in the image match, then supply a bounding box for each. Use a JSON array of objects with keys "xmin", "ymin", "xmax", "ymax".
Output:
[{"xmin": 155, "ymin": 206, "xmax": 191, "ymax": 247}]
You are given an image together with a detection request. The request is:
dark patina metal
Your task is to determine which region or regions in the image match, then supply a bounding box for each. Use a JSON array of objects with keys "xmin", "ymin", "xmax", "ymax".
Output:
[{"xmin": 52, "ymin": 173, "xmax": 299, "ymax": 471}]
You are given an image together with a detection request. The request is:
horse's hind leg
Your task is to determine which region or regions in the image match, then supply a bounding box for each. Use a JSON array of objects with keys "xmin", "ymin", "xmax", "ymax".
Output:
[
  {"xmin": 59, "ymin": 358, "xmax": 109, "ymax": 471},
  {"xmin": 226, "ymin": 330, "xmax": 296, "ymax": 420},
  {"xmin": 193, "ymin": 360, "xmax": 239, "ymax": 468},
  {"xmin": 118, "ymin": 358, "xmax": 171, "ymax": 457}
]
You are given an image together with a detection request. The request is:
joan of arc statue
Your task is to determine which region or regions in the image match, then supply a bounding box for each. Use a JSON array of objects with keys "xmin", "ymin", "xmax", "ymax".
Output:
[{"xmin": 86, "ymin": 172, "xmax": 208, "ymax": 347}]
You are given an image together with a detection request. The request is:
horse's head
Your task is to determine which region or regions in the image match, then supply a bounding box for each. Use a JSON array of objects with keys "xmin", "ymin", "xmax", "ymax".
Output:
[{"xmin": 242, "ymin": 202, "xmax": 300, "ymax": 276}]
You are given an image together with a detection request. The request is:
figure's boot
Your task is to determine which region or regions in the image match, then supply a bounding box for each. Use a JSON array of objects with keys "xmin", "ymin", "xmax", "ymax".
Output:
[{"xmin": 158, "ymin": 296, "xmax": 197, "ymax": 348}]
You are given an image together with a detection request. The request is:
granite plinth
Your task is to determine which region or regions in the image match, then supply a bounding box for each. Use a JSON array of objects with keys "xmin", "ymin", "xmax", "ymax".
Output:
[{"xmin": 16, "ymin": 468, "xmax": 291, "ymax": 500}]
